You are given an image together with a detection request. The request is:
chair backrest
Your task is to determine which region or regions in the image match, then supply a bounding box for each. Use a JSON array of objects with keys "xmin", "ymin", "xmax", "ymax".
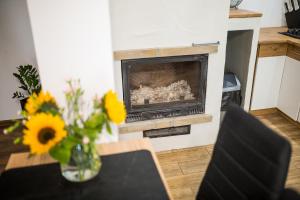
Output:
[{"xmin": 197, "ymin": 105, "xmax": 291, "ymax": 200}]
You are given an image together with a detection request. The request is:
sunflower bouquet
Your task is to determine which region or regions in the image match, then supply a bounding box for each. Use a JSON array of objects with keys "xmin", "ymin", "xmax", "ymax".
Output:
[{"xmin": 4, "ymin": 80, "xmax": 126, "ymax": 182}]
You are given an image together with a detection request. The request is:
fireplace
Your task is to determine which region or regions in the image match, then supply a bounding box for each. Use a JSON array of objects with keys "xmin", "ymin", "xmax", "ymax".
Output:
[{"xmin": 121, "ymin": 54, "xmax": 208, "ymax": 122}]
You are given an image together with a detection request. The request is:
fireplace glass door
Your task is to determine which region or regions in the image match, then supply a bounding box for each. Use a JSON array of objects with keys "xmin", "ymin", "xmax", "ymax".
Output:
[{"xmin": 122, "ymin": 55, "xmax": 208, "ymax": 122}]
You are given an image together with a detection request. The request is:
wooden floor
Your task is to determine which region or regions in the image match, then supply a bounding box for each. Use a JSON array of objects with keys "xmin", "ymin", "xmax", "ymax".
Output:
[
  {"xmin": 157, "ymin": 111, "xmax": 300, "ymax": 200},
  {"xmin": 0, "ymin": 125, "xmax": 27, "ymax": 173}
]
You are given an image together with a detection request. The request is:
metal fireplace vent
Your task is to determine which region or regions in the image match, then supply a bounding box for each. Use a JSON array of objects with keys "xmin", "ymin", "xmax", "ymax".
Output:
[
  {"xmin": 122, "ymin": 54, "xmax": 208, "ymax": 122},
  {"xmin": 143, "ymin": 125, "xmax": 191, "ymax": 138}
]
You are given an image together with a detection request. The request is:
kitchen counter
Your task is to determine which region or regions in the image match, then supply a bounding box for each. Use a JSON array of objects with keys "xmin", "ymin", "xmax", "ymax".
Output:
[
  {"xmin": 259, "ymin": 27, "xmax": 300, "ymax": 47},
  {"xmin": 252, "ymin": 28, "xmax": 300, "ymax": 116},
  {"xmin": 258, "ymin": 27, "xmax": 300, "ymax": 61},
  {"xmin": 229, "ymin": 9, "xmax": 262, "ymax": 18}
]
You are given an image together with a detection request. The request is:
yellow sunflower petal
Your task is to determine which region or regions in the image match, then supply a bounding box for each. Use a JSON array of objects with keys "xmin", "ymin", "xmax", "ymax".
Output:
[
  {"xmin": 25, "ymin": 93, "xmax": 38, "ymax": 115},
  {"xmin": 107, "ymin": 101, "xmax": 126, "ymax": 124},
  {"xmin": 37, "ymin": 91, "xmax": 57, "ymax": 105},
  {"xmin": 23, "ymin": 113, "xmax": 67, "ymax": 154},
  {"xmin": 104, "ymin": 91, "xmax": 126, "ymax": 124},
  {"xmin": 25, "ymin": 91, "xmax": 57, "ymax": 115},
  {"xmin": 104, "ymin": 90, "xmax": 119, "ymax": 111}
]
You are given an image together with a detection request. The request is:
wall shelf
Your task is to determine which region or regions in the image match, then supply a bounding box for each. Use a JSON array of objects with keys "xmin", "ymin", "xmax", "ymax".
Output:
[
  {"xmin": 229, "ymin": 9, "xmax": 262, "ymax": 19},
  {"xmin": 114, "ymin": 45, "xmax": 218, "ymax": 61}
]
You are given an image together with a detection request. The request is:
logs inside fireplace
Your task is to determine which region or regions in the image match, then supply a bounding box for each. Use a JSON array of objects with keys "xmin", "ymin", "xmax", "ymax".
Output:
[{"xmin": 122, "ymin": 54, "xmax": 208, "ymax": 122}]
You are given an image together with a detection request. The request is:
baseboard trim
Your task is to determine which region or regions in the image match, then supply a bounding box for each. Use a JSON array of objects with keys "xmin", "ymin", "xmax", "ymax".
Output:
[
  {"xmin": 249, "ymin": 108, "xmax": 278, "ymax": 116},
  {"xmin": 250, "ymin": 107, "xmax": 300, "ymax": 129},
  {"xmin": 276, "ymin": 108, "xmax": 300, "ymax": 129}
]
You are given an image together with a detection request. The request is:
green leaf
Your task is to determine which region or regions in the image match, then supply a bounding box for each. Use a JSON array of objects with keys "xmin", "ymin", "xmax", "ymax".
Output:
[
  {"xmin": 12, "ymin": 92, "xmax": 21, "ymax": 99},
  {"xmin": 19, "ymin": 86, "xmax": 28, "ymax": 91},
  {"xmin": 105, "ymin": 121, "xmax": 112, "ymax": 135},
  {"xmin": 63, "ymin": 135, "xmax": 80, "ymax": 148},
  {"xmin": 4, "ymin": 121, "xmax": 21, "ymax": 134},
  {"xmin": 85, "ymin": 112, "xmax": 105, "ymax": 130},
  {"xmin": 49, "ymin": 136, "xmax": 79, "ymax": 164},
  {"xmin": 14, "ymin": 137, "xmax": 22, "ymax": 144},
  {"xmin": 12, "ymin": 91, "xmax": 25, "ymax": 99},
  {"xmin": 13, "ymin": 73, "xmax": 21, "ymax": 80},
  {"xmin": 49, "ymin": 145, "xmax": 71, "ymax": 164},
  {"xmin": 68, "ymin": 125, "xmax": 84, "ymax": 137},
  {"xmin": 84, "ymin": 129, "xmax": 99, "ymax": 141},
  {"xmin": 38, "ymin": 103, "xmax": 60, "ymax": 115},
  {"xmin": 13, "ymin": 64, "xmax": 41, "ymax": 97}
]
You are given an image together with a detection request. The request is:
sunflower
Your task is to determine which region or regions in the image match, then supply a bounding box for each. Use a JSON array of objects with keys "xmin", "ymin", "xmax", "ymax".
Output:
[
  {"xmin": 104, "ymin": 90, "xmax": 126, "ymax": 124},
  {"xmin": 25, "ymin": 91, "xmax": 57, "ymax": 115},
  {"xmin": 25, "ymin": 93, "xmax": 38, "ymax": 115},
  {"xmin": 23, "ymin": 113, "xmax": 67, "ymax": 154}
]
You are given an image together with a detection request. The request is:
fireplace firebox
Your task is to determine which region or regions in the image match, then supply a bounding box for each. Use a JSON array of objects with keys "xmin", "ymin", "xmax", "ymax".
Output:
[{"xmin": 121, "ymin": 54, "xmax": 208, "ymax": 122}]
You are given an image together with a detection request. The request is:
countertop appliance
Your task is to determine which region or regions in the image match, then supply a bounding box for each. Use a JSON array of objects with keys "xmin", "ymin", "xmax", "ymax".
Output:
[
  {"xmin": 280, "ymin": 0, "xmax": 300, "ymax": 39},
  {"xmin": 281, "ymin": 28, "xmax": 300, "ymax": 39}
]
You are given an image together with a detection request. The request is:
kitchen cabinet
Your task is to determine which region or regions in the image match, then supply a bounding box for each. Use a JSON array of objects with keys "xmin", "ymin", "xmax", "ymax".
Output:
[
  {"xmin": 278, "ymin": 57, "xmax": 300, "ymax": 120},
  {"xmin": 251, "ymin": 56, "xmax": 285, "ymax": 110}
]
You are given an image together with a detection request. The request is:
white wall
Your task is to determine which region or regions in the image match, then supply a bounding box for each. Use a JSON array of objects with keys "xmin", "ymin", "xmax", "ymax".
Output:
[
  {"xmin": 110, "ymin": 0, "xmax": 230, "ymax": 150},
  {"xmin": 239, "ymin": 0, "xmax": 286, "ymax": 27},
  {"xmin": 0, "ymin": 0, "xmax": 38, "ymax": 121},
  {"xmin": 110, "ymin": 0, "xmax": 230, "ymax": 51},
  {"xmin": 27, "ymin": 0, "xmax": 116, "ymax": 142}
]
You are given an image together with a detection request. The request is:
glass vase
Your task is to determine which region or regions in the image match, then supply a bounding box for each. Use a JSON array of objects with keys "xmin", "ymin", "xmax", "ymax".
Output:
[{"xmin": 60, "ymin": 144, "xmax": 101, "ymax": 182}]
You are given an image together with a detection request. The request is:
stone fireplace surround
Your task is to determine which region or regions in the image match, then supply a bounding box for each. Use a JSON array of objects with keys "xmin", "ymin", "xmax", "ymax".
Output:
[
  {"xmin": 113, "ymin": 45, "xmax": 219, "ymax": 150},
  {"xmin": 109, "ymin": 0, "xmax": 229, "ymax": 151}
]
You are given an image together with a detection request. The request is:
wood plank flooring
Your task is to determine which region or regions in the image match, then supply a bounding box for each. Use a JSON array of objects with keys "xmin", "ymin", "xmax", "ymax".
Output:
[
  {"xmin": 0, "ymin": 125, "xmax": 27, "ymax": 173},
  {"xmin": 157, "ymin": 111, "xmax": 300, "ymax": 200}
]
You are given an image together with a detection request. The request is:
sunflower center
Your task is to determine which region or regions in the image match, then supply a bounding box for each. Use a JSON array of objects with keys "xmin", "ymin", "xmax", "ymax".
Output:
[{"xmin": 38, "ymin": 128, "xmax": 55, "ymax": 144}]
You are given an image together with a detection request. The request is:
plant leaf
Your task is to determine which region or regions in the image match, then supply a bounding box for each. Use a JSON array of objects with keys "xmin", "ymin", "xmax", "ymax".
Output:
[
  {"xmin": 19, "ymin": 86, "xmax": 28, "ymax": 91},
  {"xmin": 85, "ymin": 112, "xmax": 105, "ymax": 130},
  {"xmin": 84, "ymin": 129, "xmax": 99, "ymax": 141},
  {"xmin": 49, "ymin": 145, "xmax": 71, "ymax": 164},
  {"xmin": 14, "ymin": 137, "xmax": 22, "ymax": 144},
  {"xmin": 12, "ymin": 92, "xmax": 18, "ymax": 99},
  {"xmin": 49, "ymin": 136, "xmax": 79, "ymax": 164},
  {"xmin": 105, "ymin": 121, "xmax": 112, "ymax": 135},
  {"xmin": 4, "ymin": 121, "xmax": 21, "ymax": 134},
  {"xmin": 12, "ymin": 91, "xmax": 25, "ymax": 99},
  {"xmin": 63, "ymin": 135, "xmax": 80, "ymax": 149},
  {"xmin": 13, "ymin": 64, "xmax": 41, "ymax": 96}
]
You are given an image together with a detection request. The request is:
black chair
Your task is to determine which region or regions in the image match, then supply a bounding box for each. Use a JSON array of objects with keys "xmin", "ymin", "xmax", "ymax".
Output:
[{"xmin": 197, "ymin": 105, "xmax": 300, "ymax": 200}]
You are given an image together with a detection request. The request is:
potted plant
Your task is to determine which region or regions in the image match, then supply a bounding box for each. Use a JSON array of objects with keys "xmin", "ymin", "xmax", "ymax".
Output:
[
  {"xmin": 12, "ymin": 65, "xmax": 41, "ymax": 110},
  {"xmin": 5, "ymin": 80, "xmax": 126, "ymax": 182}
]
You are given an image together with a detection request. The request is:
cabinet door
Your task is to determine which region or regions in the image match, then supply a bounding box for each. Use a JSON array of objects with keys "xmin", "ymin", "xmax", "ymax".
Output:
[
  {"xmin": 278, "ymin": 57, "xmax": 300, "ymax": 120},
  {"xmin": 251, "ymin": 56, "xmax": 285, "ymax": 110}
]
